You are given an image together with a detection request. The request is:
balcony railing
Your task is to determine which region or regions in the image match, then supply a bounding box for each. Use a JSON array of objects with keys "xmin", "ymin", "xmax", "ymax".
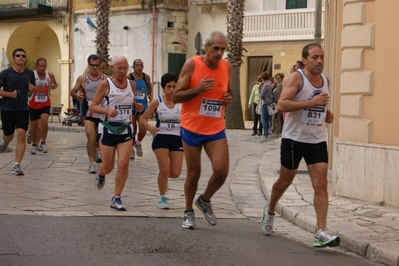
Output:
[
  {"xmin": 0, "ymin": 0, "xmax": 66, "ymax": 8},
  {"xmin": 243, "ymin": 8, "xmax": 325, "ymax": 42}
]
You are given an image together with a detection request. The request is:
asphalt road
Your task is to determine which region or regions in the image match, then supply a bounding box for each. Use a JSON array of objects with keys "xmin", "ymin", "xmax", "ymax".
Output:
[{"xmin": 0, "ymin": 216, "xmax": 382, "ymax": 266}]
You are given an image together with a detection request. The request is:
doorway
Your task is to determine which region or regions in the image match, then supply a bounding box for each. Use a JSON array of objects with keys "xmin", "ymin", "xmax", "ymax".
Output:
[{"xmin": 246, "ymin": 56, "xmax": 273, "ymax": 120}]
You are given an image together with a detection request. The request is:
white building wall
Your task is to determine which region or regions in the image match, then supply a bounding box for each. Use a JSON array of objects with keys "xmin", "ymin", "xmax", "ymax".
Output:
[
  {"xmin": 244, "ymin": 0, "xmax": 323, "ymax": 12},
  {"xmin": 73, "ymin": 11, "xmax": 155, "ymax": 80},
  {"xmin": 186, "ymin": 4, "xmax": 227, "ymax": 58}
]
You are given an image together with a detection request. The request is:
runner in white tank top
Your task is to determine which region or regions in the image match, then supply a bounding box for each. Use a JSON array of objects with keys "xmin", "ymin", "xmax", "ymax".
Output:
[
  {"xmin": 139, "ymin": 73, "xmax": 183, "ymax": 210},
  {"xmin": 260, "ymin": 43, "xmax": 339, "ymax": 248},
  {"xmin": 89, "ymin": 55, "xmax": 143, "ymax": 211},
  {"xmin": 282, "ymin": 68, "xmax": 330, "ymax": 144}
]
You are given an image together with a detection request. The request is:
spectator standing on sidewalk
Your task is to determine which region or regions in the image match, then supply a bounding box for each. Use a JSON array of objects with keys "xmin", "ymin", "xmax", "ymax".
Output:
[
  {"xmin": 140, "ymin": 73, "xmax": 183, "ymax": 209},
  {"xmin": 90, "ymin": 55, "xmax": 142, "ymax": 211},
  {"xmin": 260, "ymin": 43, "xmax": 339, "ymax": 248},
  {"xmin": 271, "ymin": 73, "xmax": 284, "ymax": 136},
  {"xmin": 0, "ymin": 48, "xmax": 36, "ymax": 175},
  {"xmin": 173, "ymin": 31, "xmax": 233, "ymax": 229},
  {"xmin": 247, "ymin": 76, "xmax": 263, "ymax": 136},
  {"xmin": 28, "ymin": 58, "xmax": 58, "ymax": 154},
  {"xmin": 259, "ymin": 71, "xmax": 273, "ymax": 143},
  {"xmin": 70, "ymin": 54, "xmax": 107, "ymax": 173},
  {"xmin": 127, "ymin": 59, "xmax": 152, "ymax": 160}
]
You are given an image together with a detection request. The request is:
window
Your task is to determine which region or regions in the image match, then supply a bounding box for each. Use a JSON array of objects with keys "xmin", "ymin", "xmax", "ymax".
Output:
[{"xmin": 286, "ymin": 0, "xmax": 307, "ymax": 9}]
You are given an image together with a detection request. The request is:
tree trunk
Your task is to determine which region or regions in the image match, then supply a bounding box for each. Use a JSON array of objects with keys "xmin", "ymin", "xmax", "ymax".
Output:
[
  {"xmin": 95, "ymin": 0, "xmax": 111, "ymax": 61},
  {"xmin": 225, "ymin": 0, "xmax": 245, "ymax": 129},
  {"xmin": 225, "ymin": 66, "xmax": 245, "ymax": 129}
]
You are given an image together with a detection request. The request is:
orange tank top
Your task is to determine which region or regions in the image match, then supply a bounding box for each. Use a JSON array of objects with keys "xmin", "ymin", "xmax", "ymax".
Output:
[{"xmin": 181, "ymin": 56, "xmax": 229, "ymax": 135}]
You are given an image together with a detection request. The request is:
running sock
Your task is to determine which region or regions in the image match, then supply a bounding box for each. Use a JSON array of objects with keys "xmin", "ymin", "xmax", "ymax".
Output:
[
  {"xmin": 184, "ymin": 210, "xmax": 194, "ymax": 213},
  {"xmin": 98, "ymin": 169, "xmax": 105, "ymax": 178},
  {"xmin": 200, "ymin": 195, "xmax": 210, "ymax": 203},
  {"xmin": 267, "ymin": 209, "xmax": 275, "ymax": 215},
  {"xmin": 137, "ymin": 133, "xmax": 145, "ymax": 142}
]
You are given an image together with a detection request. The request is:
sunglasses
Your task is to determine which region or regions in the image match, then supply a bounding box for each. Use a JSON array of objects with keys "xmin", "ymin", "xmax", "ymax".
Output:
[
  {"xmin": 15, "ymin": 54, "xmax": 26, "ymax": 58},
  {"xmin": 89, "ymin": 63, "xmax": 100, "ymax": 67}
]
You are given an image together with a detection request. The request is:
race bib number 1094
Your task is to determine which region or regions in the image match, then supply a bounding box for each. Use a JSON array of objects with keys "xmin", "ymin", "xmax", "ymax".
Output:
[{"xmin": 199, "ymin": 98, "xmax": 222, "ymax": 118}]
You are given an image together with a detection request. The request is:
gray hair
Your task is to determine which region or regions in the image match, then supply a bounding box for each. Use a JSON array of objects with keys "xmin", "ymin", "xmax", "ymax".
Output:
[
  {"xmin": 204, "ymin": 31, "xmax": 229, "ymax": 47},
  {"xmin": 111, "ymin": 55, "xmax": 128, "ymax": 66}
]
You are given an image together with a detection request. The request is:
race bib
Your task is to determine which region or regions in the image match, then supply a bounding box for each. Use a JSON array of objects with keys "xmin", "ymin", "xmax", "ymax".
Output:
[
  {"xmin": 135, "ymin": 92, "xmax": 146, "ymax": 100},
  {"xmin": 199, "ymin": 98, "xmax": 222, "ymax": 118},
  {"xmin": 35, "ymin": 93, "xmax": 47, "ymax": 102},
  {"xmin": 159, "ymin": 120, "xmax": 180, "ymax": 132},
  {"xmin": 115, "ymin": 104, "xmax": 132, "ymax": 120},
  {"xmin": 300, "ymin": 106, "xmax": 326, "ymax": 126}
]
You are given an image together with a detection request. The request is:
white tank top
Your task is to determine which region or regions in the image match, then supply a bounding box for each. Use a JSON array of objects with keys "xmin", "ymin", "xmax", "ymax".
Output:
[
  {"xmin": 85, "ymin": 73, "xmax": 104, "ymax": 119},
  {"xmin": 154, "ymin": 95, "xmax": 181, "ymax": 136},
  {"xmin": 282, "ymin": 69, "xmax": 329, "ymax": 143},
  {"xmin": 100, "ymin": 77, "xmax": 134, "ymax": 125}
]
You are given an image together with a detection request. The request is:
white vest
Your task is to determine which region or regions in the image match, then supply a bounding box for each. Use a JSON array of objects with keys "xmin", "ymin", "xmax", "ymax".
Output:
[
  {"xmin": 100, "ymin": 77, "xmax": 134, "ymax": 125},
  {"xmin": 282, "ymin": 69, "xmax": 329, "ymax": 143},
  {"xmin": 154, "ymin": 95, "xmax": 181, "ymax": 137}
]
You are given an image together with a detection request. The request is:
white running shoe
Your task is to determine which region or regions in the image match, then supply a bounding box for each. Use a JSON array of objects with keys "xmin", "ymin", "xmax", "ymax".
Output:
[
  {"xmin": 182, "ymin": 211, "xmax": 196, "ymax": 229},
  {"xmin": 30, "ymin": 145, "xmax": 38, "ymax": 154},
  {"xmin": 89, "ymin": 162, "xmax": 97, "ymax": 174},
  {"xmin": 313, "ymin": 228, "xmax": 340, "ymax": 248},
  {"xmin": 157, "ymin": 196, "xmax": 169, "ymax": 209},
  {"xmin": 40, "ymin": 142, "xmax": 48, "ymax": 153},
  {"xmin": 260, "ymin": 203, "xmax": 275, "ymax": 235},
  {"xmin": 135, "ymin": 142, "xmax": 143, "ymax": 157}
]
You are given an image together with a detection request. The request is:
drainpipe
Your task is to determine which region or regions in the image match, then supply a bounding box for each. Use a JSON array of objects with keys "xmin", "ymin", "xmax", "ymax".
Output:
[
  {"xmin": 314, "ymin": 0, "xmax": 322, "ymax": 45},
  {"xmin": 151, "ymin": 1, "xmax": 156, "ymax": 93},
  {"xmin": 67, "ymin": 0, "xmax": 73, "ymax": 108}
]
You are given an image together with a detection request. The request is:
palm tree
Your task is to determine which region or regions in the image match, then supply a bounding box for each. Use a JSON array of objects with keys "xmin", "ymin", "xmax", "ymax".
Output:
[
  {"xmin": 95, "ymin": 0, "xmax": 111, "ymax": 62},
  {"xmin": 225, "ymin": 0, "xmax": 245, "ymax": 129}
]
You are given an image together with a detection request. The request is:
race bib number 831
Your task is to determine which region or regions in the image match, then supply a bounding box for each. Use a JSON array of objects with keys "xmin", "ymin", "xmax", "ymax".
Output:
[{"xmin": 301, "ymin": 106, "xmax": 326, "ymax": 126}]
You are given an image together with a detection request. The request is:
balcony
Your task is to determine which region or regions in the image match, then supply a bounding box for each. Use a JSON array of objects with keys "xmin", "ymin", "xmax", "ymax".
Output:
[
  {"xmin": 0, "ymin": 0, "xmax": 67, "ymax": 20},
  {"xmin": 189, "ymin": 0, "xmax": 227, "ymax": 14},
  {"xmin": 243, "ymin": 8, "xmax": 325, "ymax": 42}
]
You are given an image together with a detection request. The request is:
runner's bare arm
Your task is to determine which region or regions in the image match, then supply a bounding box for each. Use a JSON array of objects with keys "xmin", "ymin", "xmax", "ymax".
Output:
[
  {"xmin": 90, "ymin": 79, "xmax": 117, "ymax": 118},
  {"xmin": 278, "ymin": 72, "xmax": 329, "ymax": 112},
  {"xmin": 70, "ymin": 75, "xmax": 85, "ymax": 101},
  {"xmin": 139, "ymin": 97, "xmax": 159, "ymax": 135},
  {"xmin": 145, "ymin": 74, "xmax": 153, "ymax": 101},
  {"xmin": 222, "ymin": 61, "xmax": 233, "ymax": 106},
  {"xmin": 48, "ymin": 72, "xmax": 58, "ymax": 90}
]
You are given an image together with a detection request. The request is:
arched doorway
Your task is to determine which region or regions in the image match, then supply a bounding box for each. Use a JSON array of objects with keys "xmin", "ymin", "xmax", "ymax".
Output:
[{"xmin": 7, "ymin": 21, "xmax": 61, "ymax": 104}]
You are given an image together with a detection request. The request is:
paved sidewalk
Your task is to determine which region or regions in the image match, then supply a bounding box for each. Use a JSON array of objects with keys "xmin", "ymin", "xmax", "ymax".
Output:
[
  {"xmin": 0, "ymin": 122, "xmax": 398, "ymax": 265},
  {"xmin": 259, "ymin": 142, "xmax": 399, "ymax": 266}
]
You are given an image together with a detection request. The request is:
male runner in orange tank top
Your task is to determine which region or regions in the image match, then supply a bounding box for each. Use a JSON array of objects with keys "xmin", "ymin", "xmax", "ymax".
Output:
[{"xmin": 173, "ymin": 31, "xmax": 233, "ymax": 229}]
